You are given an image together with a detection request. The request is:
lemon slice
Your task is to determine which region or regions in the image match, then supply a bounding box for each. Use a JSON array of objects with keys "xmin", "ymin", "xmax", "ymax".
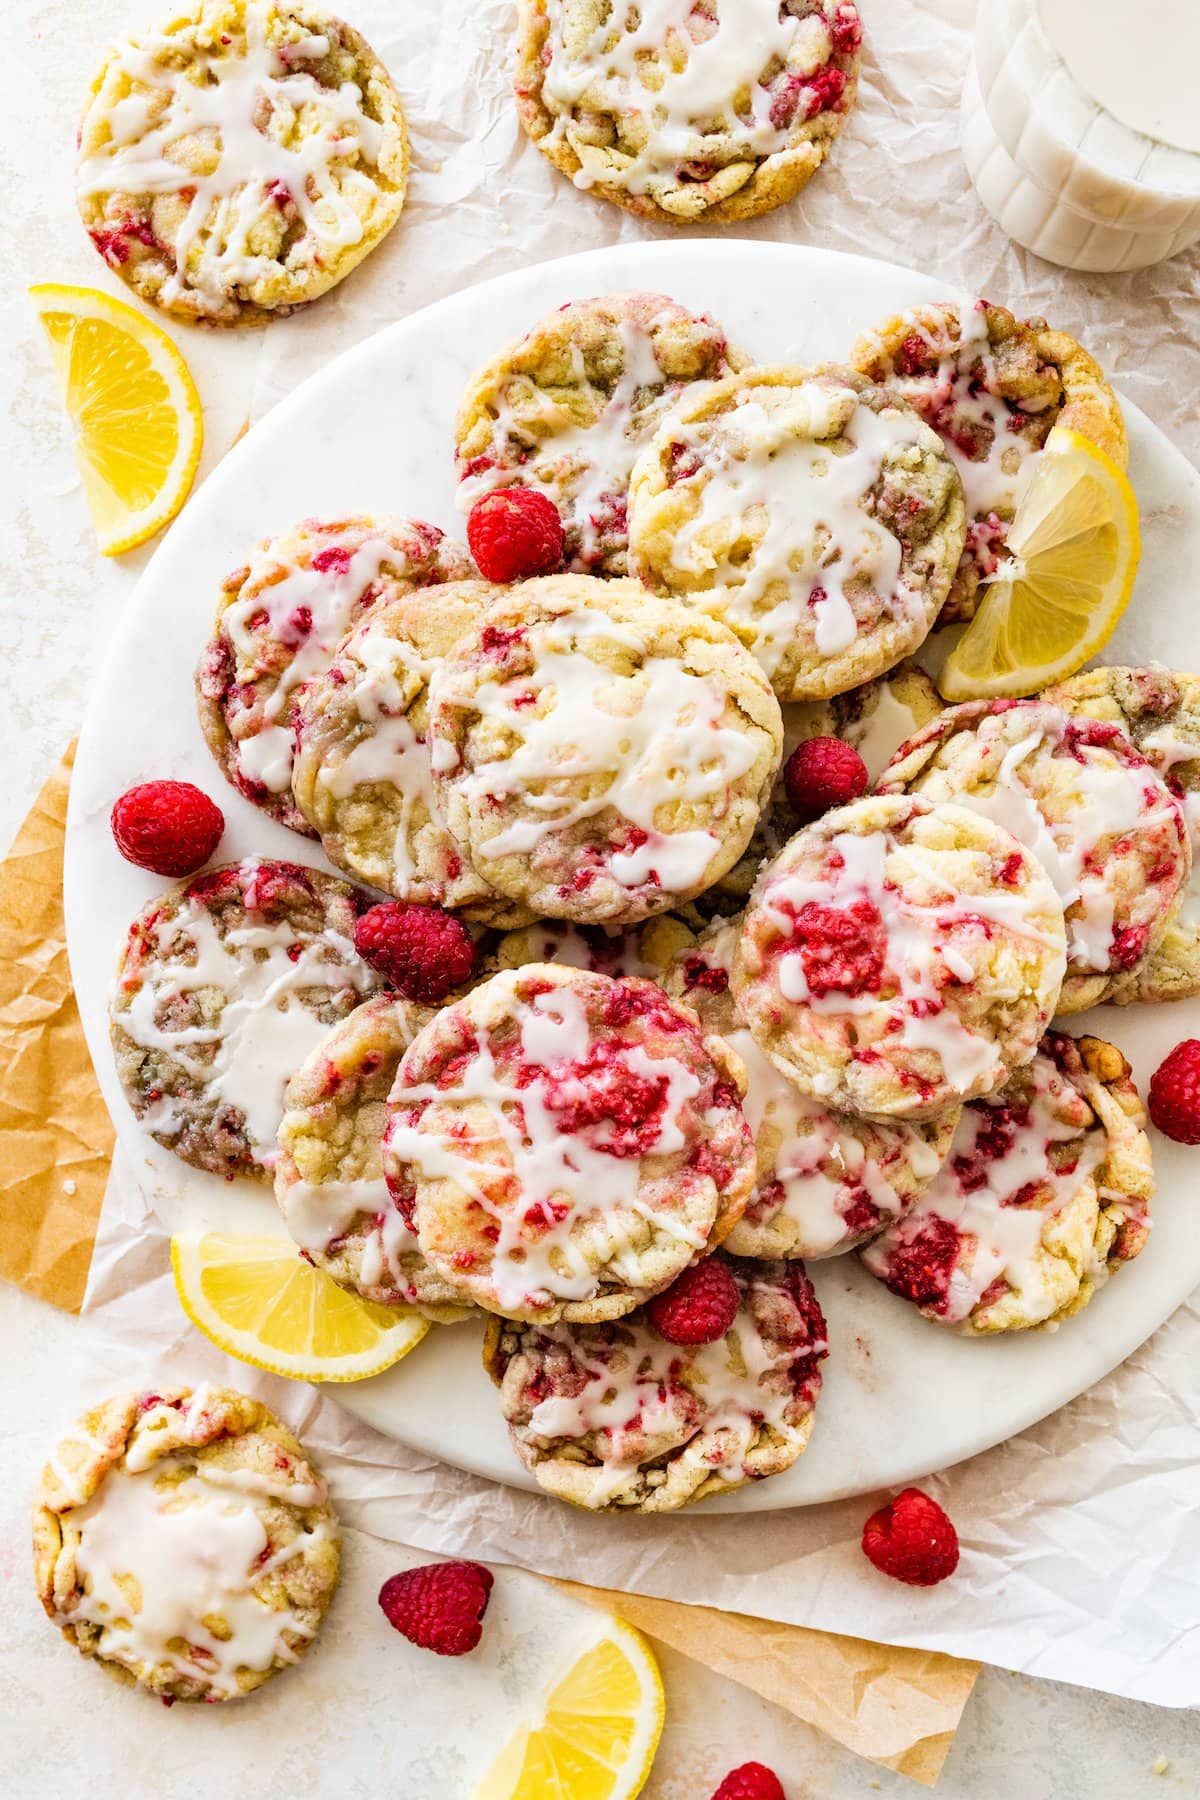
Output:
[
  {"xmin": 171, "ymin": 1232, "xmax": 429, "ymax": 1383},
  {"xmin": 938, "ymin": 426, "xmax": 1140, "ymax": 703},
  {"xmin": 474, "ymin": 1617, "xmax": 664, "ymax": 1800},
  {"xmin": 30, "ymin": 282, "xmax": 203, "ymax": 556}
]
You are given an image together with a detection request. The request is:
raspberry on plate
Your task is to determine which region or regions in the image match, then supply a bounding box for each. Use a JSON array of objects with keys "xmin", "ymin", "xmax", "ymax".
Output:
[
  {"xmin": 710, "ymin": 1765, "xmax": 787, "ymax": 1800},
  {"xmin": 861, "ymin": 1487, "xmax": 959, "ymax": 1586},
  {"xmin": 646, "ymin": 1256, "xmax": 740, "ymax": 1344},
  {"xmin": 467, "ymin": 488, "xmax": 565, "ymax": 583},
  {"xmin": 353, "ymin": 902, "xmax": 478, "ymax": 1005},
  {"xmin": 1148, "ymin": 1039, "xmax": 1200, "ymax": 1144},
  {"xmin": 378, "ymin": 1560, "xmax": 494, "ymax": 1656},
  {"xmin": 782, "ymin": 735, "xmax": 869, "ymax": 822},
  {"xmin": 110, "ymin": 780, "xmax": 224, "ymax": 877}
]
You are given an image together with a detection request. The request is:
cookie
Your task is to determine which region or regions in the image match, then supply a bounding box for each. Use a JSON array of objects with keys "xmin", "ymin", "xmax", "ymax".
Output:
[
  {"xmin": 483, "ymin": 1254, "xmax": 828, "ymax": 1511},
  {"xmin": 1045, "ymin": 666, "xmax": 1200, "ymax": 1004},
  {"xmin": 666, "ymin": 922, "xmax": 956, "ymax": 1257},
  {"xmin": 627, "ymin": 365, "xmax": 966, "ymax": 702},
  {"xmin": 290, "ymin": 578, "xmax": 526, "ymax": 923},
  {"xmin": 860, "ymin": 1033, "xmax": 1153, "ymax": 1334},
  {"xmin": 455, "ymin": 292, "xmax": 745, "ymax": 576},
  {"xmin": 275, "ymin": 994, "xmax": 470, "ymax": 1317},
  {"xmin": 381, "ymin": 964, "xmax": 756, "ymax": 1323},
  {"xmin": 851, "ymin": 296, "xmax": 1127, "ymax": 621},
  {"xmin": 77, "ymin": 1, "xmax": 409, "ymax": 325},
  {"xmin": 877, "ymin": 698, "xmax": 1191, "ymax": 1013},
  {"xmin": 514, "ymin": 0, "xmax": 862, "ymax": 226},
  {"xmin": 426, "ymin": 575, "xmax": 783, "ymax": 924},
  {"xmin": 110, "ymin": 859, "xmax": 380, "ymax": 1180},
  {"xmin": 196, "ymin": 515, "xmax": 473, "ymax": 833},
  {"xmin": 34, "ymin": 1385, "xmax": 339, "ymax": 1701},
  {"xmin": 731, "ymin": 793, "xmax": 1068, "ymax": 1122},
  {"xmin": 495, "ymin": 914, "xmax": 697, "ymax": 982}
]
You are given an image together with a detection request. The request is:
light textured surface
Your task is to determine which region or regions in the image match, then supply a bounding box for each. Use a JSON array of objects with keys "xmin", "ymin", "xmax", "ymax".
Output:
[{"xmin": 4, "ymin": 0, "xmax": 1200, "ymax": 1793}]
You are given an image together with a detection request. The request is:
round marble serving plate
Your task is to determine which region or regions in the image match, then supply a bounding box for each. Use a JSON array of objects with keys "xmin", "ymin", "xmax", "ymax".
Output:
[{"xmin": 66, "ymin": 240, "xmax": 1200, "ymax": 1512}]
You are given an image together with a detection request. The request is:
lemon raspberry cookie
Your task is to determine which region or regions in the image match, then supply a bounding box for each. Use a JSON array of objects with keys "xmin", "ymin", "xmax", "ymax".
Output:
[
  {"xmin": 851, "ymin": 296, "xmax": 1127, "ymax": 621},
  {"xmin": 381, "ymin": 965, "xmax": 756, "ymax": 1323},
  {"xmin": 455, "ymin": 292, "xmax": 745, "ymax": 576},
  {"xmin": 627, "ymin": 365, "xmax": 966, "ymax": 703},
  {"xmin": 495, "ymin": 914, "xmax": 697, "ymax": 982},
  {"xmin": 426, "ymin": 576, "xmax": 783, "ymax": 924},
  {"xmin": 110, "ymin": 859, "xmax": 380, "ymax": 1180},
  {"xmin": 77, "ymin": 1, "xmax": 409, "ymax": 325},
  {"xmin": 877, "ymin": 698, "xmax": 1191, "ymax": 1014},
  {"xmin": 483, "ymin": 1254, "xmax": 828, "ymax": 1511},
  {"xmin": 275, "ymin": 994, "xmax": 468, "ymax": 1317},
  {"xmin": 732, "ymin": 794, "xmax": 1068, "ymax": 1122},
  {"xmin": 290, "ymin": 579, "xmax": 526, "ymax": 923},
  {"xmin": 197, "ymin": 516, "xmax": 472, "ymax": 832},
  {"xmin": 666, "ymin": 922, "xmax": 956, "ymax": 1258},
  {"xmin": 34, "ymin": 1385, "xmax": 340, "ymax": 1701},
  {"xmin": 514, "ymin": 0, "xmax": 863, "ymax": 226},
  {"xmin": 861, "ymin": 1033, "xmax": 1153, "ymax": 1334}
]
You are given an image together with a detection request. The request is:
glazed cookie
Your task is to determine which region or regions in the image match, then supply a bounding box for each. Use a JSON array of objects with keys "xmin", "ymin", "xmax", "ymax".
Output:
[
  {"xmin": 666, "ymin": 923, "xmax": 956, "ymax": 1257},
  {"xmin": 852, "ymin": 296, "xmax": 1127, "ymax": 620},
  {"xmin": 77, "ymin": 1, "xmax": 409, "ymax": 325},
  {"xmin": 110, "ymin": 859, "xmax": 380, "ymax": 1180},
  {"xmin": 732, "ymin": 794, "xmax": 1068, "ymax": 1122},
  {"xmin": 483, "ymin": 1255, "xmax": 828, "ymax": 1511},
  {"xmin": 455, "ymin": 292, "xmax": 745, "ymax": 576},
  {"xmin": 861, "ymin": 1034, "xmax": 1153, "ymax": 1334},
  {"xmin": 275, "ymin": 994, "xmax": 469, "ymax": 1317},
  {"xmin": 34, "ymin": 1385, "xmax": 340, "ymax": 1701},
  {"xmin": 495, "ymin": 914, "xmax": 697, "ymax": 982},
  {"xmin": 197, "ymin": 516, "xmax": 473, "ymax": 832},
  {"xmin": 877, "ymin": 698, "xmax": 1191, "ymax": 1014},
  {"xmin": 381, "ymin": 965, "xmax": 757, "ymax": 1323},
  {"xmin": 1045, "ymin": 666, "xmax": 1200, "ymax": 1004},
  {"xmin": 290, "ymin": 579, "xmax": 526, "ymax": 923},
  {"xmin": 514, "ymin": 0, "xmax": 863, "ymax": 226},
  {"xmin": 627, "ymin": 365, "xmax": 966, "ymax": 703},
  {"xmin": 427, "ymin": 576, "xmax": 783, "ymax": 924}
]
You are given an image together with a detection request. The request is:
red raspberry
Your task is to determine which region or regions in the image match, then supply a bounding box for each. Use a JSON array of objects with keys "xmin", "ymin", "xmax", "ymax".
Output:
[
  {"xmin": 789, "ymin": 897, "xmax": 886, "ymax": 998},
  {"xmin": 378, "ymin": 1560, "xmax": 494, "ymax": 1656},
  {"xmin": 110, "ymin": 781, "xmax": 224, "ymax": 877},
  {"xmin": 830, "ymin": 2, "xmax": 863, "ymax": 55},
  {"xmin": 1148, "ymin": 1039, "xmax": 1200, "ymax": 1144},
  {"xmin": 647, "ymin": 1257, "xmax": 740, "ymax": 1345},
  {"xmin": 467, "ymin": 488, "xmax": 565, "ymax": 583},
  {"xmin": 876, "ymin": 1214, "xmax": 961, "ymax": 1311},
  {"xmin": 709, "ymin": 1764, "xmax": 787, "ymax": 1800},
  {"xmin": 861, "ymin": 1488, "xmax": 960, "ymax": 1587},
  {"xmin": 783, "ymin": 737, "xmax": 868, "ymax": 823},
  {"xmin": 353, "ymin": 902, "xmax": 477, "ymax": 1004}
]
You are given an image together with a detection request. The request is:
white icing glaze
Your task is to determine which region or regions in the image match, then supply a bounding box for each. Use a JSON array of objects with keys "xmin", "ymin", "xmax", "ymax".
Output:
[
  {"xmin": 279, "ymin": 1174, "xmax": 418, "ymax": 1289},
  {"xmin": 842, "ymin": 683, "xmax": 928, "ymax": 781},
  {"xmin": 508, "ymin": 923, "xmax": 662, "ymax": 979}
]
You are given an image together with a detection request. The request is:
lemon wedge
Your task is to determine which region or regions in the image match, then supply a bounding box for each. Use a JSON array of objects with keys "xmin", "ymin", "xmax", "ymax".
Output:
[
  {"xmin": 938, "ymin": 426, "xmax": 1140, "ymax": 703},
  {"xmin": 473, "ymin": 1617, "xmax": 664, "ymax": 1800},
  {"xmin": 30, "ymin": 282, "xmax": 202, "ymax": 556},
  {"xmin": 171, "ymin": 1232, "xmax": 429, "ymax": 1383}
]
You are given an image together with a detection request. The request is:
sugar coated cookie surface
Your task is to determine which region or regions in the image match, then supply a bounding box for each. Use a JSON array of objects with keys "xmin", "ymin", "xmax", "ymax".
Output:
[
  {"xmin": 861, "ymin": 1033, "xmax": 1153, "ymax": 1333},
  {"xmin": 382, "ymin": 964, "xmax": 756, "ymax": 1323},
  {"xmin": 628, "ymin": 365, "xmax": 966, "ymax": 702},
  {"xmin": 514, "ymin": 0, "xmax": 863, "ymax": 225},
  {"xmin": 427, "ymin": 575, "xmax": 783, "ymax": 924},
  {"xmin": 110, "ymin": 858, "xmax": 379, "ymax": 1179},
  {"xmin": 732, "ymin": 794, "xmax": 1068, "ymax": 1121},
  {"xmin": 77, "ymin": 1, "xmax": 409, "ymax": 324},
  {"xmin": 456, "ymin": 292, "xmax": 745, "ymax": 576},
  {"xmin": 34, "ymin": 1385, "xmax": 340, "ymax": 1701},
  {"xmin": 484, "ymin": 1254, "xmax": 828, "ymax": 1510}
]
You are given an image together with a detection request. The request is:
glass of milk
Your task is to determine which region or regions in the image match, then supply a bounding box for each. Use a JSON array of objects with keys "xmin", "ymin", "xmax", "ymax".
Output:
[{"xmin": 963, "ymin": 0, "xmax": 1200, "ymax": 271}]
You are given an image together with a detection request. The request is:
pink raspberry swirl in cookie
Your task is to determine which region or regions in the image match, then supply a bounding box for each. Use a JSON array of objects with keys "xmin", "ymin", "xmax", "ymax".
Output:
[
  {"xmin": 484, "ymin": 1254, "xmax": 827, "ymax": 1511},
  {"xmin": 381, "ymin": 965, "xmax": 756, "ymax": 1323}
]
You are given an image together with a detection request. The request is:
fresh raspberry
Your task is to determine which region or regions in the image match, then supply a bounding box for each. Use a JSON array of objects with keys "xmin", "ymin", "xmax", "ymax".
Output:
[
  {"xmin": 1148, "ymin": 1039, "xmax": 1200, "ymax": 1144},
  {"xmin": 783, "ymin": 737, "xmax": 869, "ymax": 823},
  {"xmin": 353, "ymin": 902, "xmax": 477, "ymax": 1003},
  {"xmin": 862, "ymin": 1488, "xmax": 960, "ymax": 1587},
  {"xmin": 467, "ymin": 488, "xmax": 565, "ymax": 583},
  {"xmin": 378, "ymin": 1560, "xmax": 494, "ymax": 1656},
  {"xmin": 110, "ymin": 781, "xmax": 225, "ymax": 877},
  {"xmin": 709, "ymin": 1764, "xmax": 787, "ymax": 1800},
  {"xmin": 647, "ymin": 1257, "xmax": 740, "ymax": 1345}
]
